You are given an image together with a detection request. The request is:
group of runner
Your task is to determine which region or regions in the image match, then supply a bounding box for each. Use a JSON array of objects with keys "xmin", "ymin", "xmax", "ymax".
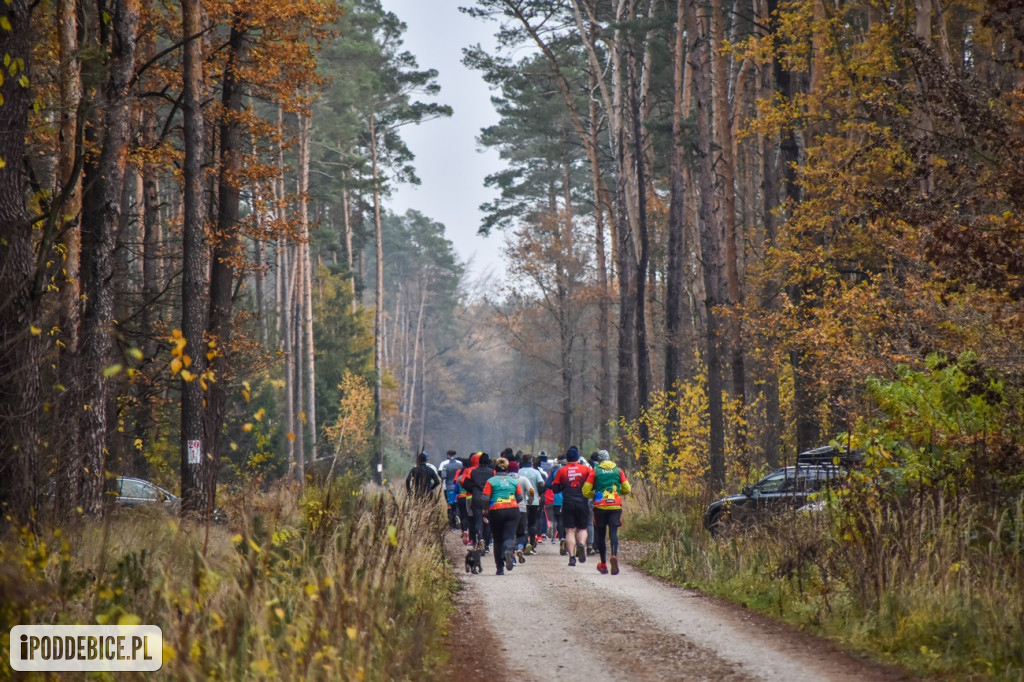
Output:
[{"xmin": 408, "ymin": 446, "xmax": 631, "ymax": 576}]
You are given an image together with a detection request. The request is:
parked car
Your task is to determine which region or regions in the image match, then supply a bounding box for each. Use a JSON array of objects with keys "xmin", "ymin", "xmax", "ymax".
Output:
[
  {"xmin": 115, "ymin": 476, "xmax": 227, "ymax": 523},
  {"xmin": 703, "ymin": 446, "xmax": 859, "ymax": 536}
]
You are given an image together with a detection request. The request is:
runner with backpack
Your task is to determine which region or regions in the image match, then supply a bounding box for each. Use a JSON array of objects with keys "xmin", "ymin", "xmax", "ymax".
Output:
[{"xmin": 582, "ymin": 449, "xmax": 632, "ymax": 575}]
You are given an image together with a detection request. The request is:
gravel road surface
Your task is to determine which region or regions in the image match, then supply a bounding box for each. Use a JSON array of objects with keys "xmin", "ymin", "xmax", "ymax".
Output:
[{"xmin": 440, "ymin": 533, "xmax": 913, "ymax": 682}]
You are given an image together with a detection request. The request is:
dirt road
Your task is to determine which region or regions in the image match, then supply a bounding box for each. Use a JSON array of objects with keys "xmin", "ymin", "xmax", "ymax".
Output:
[{"xmin": 441, "ymin": 534, "xmax": 912, "ymax": 682}]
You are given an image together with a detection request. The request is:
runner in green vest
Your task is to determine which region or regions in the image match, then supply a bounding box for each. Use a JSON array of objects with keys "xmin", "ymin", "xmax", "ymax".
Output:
[{"xmin": 582, "ymin": 449, "xmax": 632, "ymax": 575}]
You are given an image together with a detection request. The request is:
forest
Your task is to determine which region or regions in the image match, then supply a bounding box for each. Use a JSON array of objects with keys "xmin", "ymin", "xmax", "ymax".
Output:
[{"xmin": 1, "ymin": 0, "xmax": 1023, "ymax": 677}]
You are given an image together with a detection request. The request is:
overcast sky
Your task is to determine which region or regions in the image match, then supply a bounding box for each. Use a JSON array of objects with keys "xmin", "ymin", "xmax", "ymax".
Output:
[{"xmin": 379, "ymin": 0, "xmax": 507, "ymax": 284}]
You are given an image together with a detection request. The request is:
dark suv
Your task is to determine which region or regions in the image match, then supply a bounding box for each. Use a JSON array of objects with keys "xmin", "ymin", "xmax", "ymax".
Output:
[{"xmin": 703, "ymin": 446, "xmax": 859, "ymax": 536}]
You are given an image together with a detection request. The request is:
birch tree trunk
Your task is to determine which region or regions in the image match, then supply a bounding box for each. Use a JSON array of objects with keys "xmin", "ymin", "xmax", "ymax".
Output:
[
  {"xmin": 292, "ymin": 251, "xmax": 306, "ymax": 479},
  {"xmin": 298, "ymin": 108, "xmax": 317, "ymax": 460},
  {"xmin": 370, "ymin": 111, "xmax": 385, "ymax": 484},
  {"xmin": 407, "ymin": 281, "xmax": 426, "ymax": 445}
]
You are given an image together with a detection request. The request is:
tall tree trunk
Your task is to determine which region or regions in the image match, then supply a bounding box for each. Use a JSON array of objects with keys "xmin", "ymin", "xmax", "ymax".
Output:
[
  {"xmin": 141, "ymin": 111, "xmax": 162, "ymax": 359},
  {"xmin": 0, "ymin": 0, "xmax": 42, "ymax": 521},
  {"xmin": 406, "ymin": 281, "xmax": 426, "ymax": 444},
  {"xmin": 588, "ymin": 65, "xmax": 612, "ymax": 445},
  {"xmin": 180, "ymin": 0, "xmax": 209, "ymax": 513},
  {"xmin": 79, "ymin": 0, "xmax": 140, "ymax": 513},
  {"xmin": 54, "ymin": 0, "xmax": 84, "ymax": 516},
  {"xmin": 610, "ymin": 0, "xmax": 638, "ymax": 425},
  {"xmin": 686, "ymin": 0, "xmax": 728, "ymax": 487},
  {"xmin": 417, "ymin": 340, "xmax": 427, "ymax": 453},
  {"xmin": 298, "ymin": 108, "xmax": 317, "ymax": 460},
  {"xmin": 559, "ymin": 163, "xmax": 575, "ymax": 447},
  {"xmin": 767, "ymin": 0, "xmax": 817, "ymax": 453},
  {"xmin": 292, "ymin": 257, "xmax": 306, "ymax": 478},
  {"xmin": 370, "ymin": 112, "xmax": 385, "ymax": 484},
  {"xmin": 341, "ymin": 172, "xmax": 356, "ymax": 310},
  {"xmin": 281, "ymin": 243, "xmax": 298, "ymax": 480},
  {"xmin": 665, "ymin": 0, "xmax": 689, "ymax": 394},
  {"xmin": 756, "ymin": 0, "xmax": 782, "ymax": 468},
  {"xmin": 206, "ymin": 14, "xmax": 248, "ymax": 509},
  {"xmin": 628, "ymin": 21, "xmax": 653, "ymax": 428},
  {"xmin": 711, "ymin": 0, "xmax": 747, "ymax": 415}
]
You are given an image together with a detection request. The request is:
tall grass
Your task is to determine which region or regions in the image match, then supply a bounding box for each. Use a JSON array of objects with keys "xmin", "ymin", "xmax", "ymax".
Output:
[
  {"xmin": 1, "ymin": 479, "xmax": 454, "ymax": 680},
  {"xmin": 626, "ymin": 484, "xmax": 1024, "ymax": 679}
]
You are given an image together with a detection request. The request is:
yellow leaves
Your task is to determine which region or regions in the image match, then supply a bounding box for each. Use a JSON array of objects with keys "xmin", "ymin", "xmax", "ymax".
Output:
[
  {"xmin": 242, "ymin": 423, "xmax": 254, "ymax": 433},
  {"xmin": 180, "ymin": 369, "xmax": 195, "ymax": 382},
  {"xmin": 346, "ymin": 626, "xmax": 358, "ymax": 641},
  {"xmin": 128, "ymin": 347, "xmax": 144, "ymax": 362},
  {"xmin": 171, "ymin": 357, "xmax": 183, "ymax": 374},
  {"xmin": 254, "ymin": 408, "xmax": 266, "ymax": 422},
  {"xmin": 117, "ymin": 613, "xmax": 141, "ymax": 626},
  {"xmin": 0, "ymin": 16, "xmax": 11, "ymax": 30},
  {"xmin": 29, "ymin": 325, "xmax": 41, "ymax": 335},
  {"xmin": 386, "ymin": 524, "xmax": 398, "ymax": 547},
  {"xmin": 133, "ymin": 438, "xmax": 144, "ymax": 451},
  {"xmin": 286, "ymin": 432, "xmax": 296, "ymax": 442},
  {"xmin": 102, "ymin": 364, "xmax": 123, "ymax": 378}
]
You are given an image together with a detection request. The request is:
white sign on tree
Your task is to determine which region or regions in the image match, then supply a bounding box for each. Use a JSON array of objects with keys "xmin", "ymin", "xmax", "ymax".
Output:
[{"xmin": 187, "ymin": 440, "xmax": 202, "ymax": 464}]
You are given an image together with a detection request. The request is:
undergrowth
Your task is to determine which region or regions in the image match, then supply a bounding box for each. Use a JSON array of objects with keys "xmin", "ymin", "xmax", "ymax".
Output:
[
  {"xmin": 623, "ymin": 354, "xmax": 1024, "ymax": 679},
  {"xmin": 0, "ymin": 479, "xmax": 454, "ymax": 680}
]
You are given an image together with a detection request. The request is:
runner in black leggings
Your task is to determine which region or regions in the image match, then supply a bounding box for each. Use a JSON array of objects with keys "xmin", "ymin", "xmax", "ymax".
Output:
[
  {"xmin": 482, "ymin": 457, "xmax": 524, "ymax": 575},
  {"xmin": 582, "ymin": 449, "xmax": 632, "ymax": 575}
]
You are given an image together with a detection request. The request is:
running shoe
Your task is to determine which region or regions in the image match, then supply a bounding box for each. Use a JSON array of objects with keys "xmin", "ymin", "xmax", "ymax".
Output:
[
  {"xmin": 568, "ymin": 556, "xmax": 577, "ymax": 567},
  {"xmin": 559, "ymin": 539, "xmax": 568, "ymax": 555},
  {"xmin": 576, "ymin": 543, "xmax": 587, "ymax": 563},
  {"xmin": 462, "ymin": 531, "xmax": 470, "ymax": 545},
  {"xmin": 496, "ymin": 569, "xmax": 504, "ymax": 576},
  {"xmin": 503, "ymin": 550, "xmax": 515, "ymax": 571},
  {"xmin": 596, "ymin": 562, "xmax": 608, "ymax": 574},
  {"xmin": 610, "ymin": 555, "xmax": 619, "ymax": 575},
  {"xmin": 587, "ymin": 546, "xmax": 596, "ymax": 556},
  {"xmin": 524, "ymin": 543, "xmax": 533, "ymax": 555},
  {"xmin": 517, "ymin": 547, "xmax": 526, "ymax": 564}
]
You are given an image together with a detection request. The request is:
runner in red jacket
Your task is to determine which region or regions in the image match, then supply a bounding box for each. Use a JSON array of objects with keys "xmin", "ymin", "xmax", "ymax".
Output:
[{"xmin": 551, "ymin": 446, "xmax": 591, "ymax": 566}]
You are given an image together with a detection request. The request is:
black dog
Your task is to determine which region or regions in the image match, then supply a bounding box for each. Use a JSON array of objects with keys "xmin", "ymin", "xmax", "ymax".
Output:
[{"xmin": 464, "ymin": 548, "xmax": 482, "ymax": 574}]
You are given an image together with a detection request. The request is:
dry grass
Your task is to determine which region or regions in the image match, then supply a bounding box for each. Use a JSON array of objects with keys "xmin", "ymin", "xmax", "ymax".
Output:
[
  {"xmin": 627, "ymin": 487, "xmax": 1024, "ymax": 679},
  {"xmin": 0, "ymin": 479, "xmax": 454, "ymax": 681}
]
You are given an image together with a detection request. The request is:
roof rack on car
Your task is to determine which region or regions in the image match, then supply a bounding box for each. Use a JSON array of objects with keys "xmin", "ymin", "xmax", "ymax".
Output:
[{"xmin": 796, "ymin": 445, "xmax": 862, "ymax": 467}]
